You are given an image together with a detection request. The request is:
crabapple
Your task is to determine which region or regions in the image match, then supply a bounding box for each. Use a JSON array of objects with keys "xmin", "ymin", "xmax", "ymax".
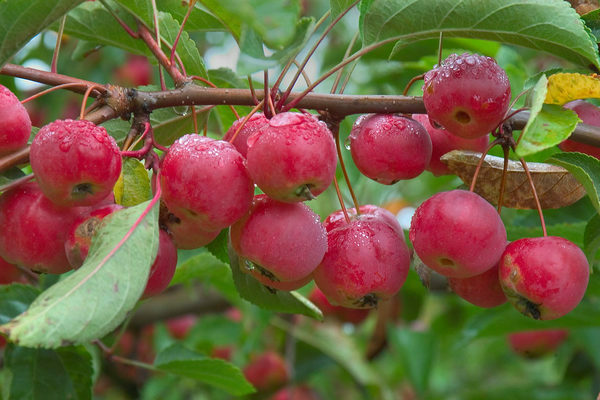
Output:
[
  {"xmin": 0, "ymin": 256, "xmax": 25, "ymax": 284},
  {"xmin": 412, "ymin": 114, "xmax": 489, "ymax": 176},
  {"xmin": 166, "ymin": 314, "xmax": 197, "ymax": 339},
  {"xmin": 323, "ymin": 204, "xmax": 402, "ymax": 236},
  {"xmin": 313, "ymin": 213, "xmax": 411, "ymax": 308},
  {"xmin": 223, "ymin": 112, "xmax": 268, "ymax": 158},
  {"xmin": 508, "ymin": 329, "xmax": 569, "ymax": 358},
  {"xmin": 230, "ymin": 195, "xmax": 327, "ymax": 290},
  {"xmin": 0, "ymin": 84, "xmax": 31, "ymax": 157},
  {"xmin": 499, "ymin": 236, "xmax": 589, "ymax": 320},
  {"xmin": 308, "ymin": 286, "xmax": 370, "ymax": 325},
  {"xmin": 422, "ymin": 53, "xmax": 511, "ymax": 139},
  {"xmin": 0, "ymin": 182, "xmax": 83, "ymax": 273},
  {"xmin": 160, "ymin": 135, "xmax": 253, "ymax": 231},
  {"xmin": 243, "ymin": 350, "xmax": 289, "ymax": 392},
  {"xmin": 114, "ymin": 55, "xmax": 153, "ymax": 87},
  {"xmin": 246, "ymin": 112, "xmax": 337, "ymax": 202},
  {"xmin": 559, "ymin": 100, "xmax": 600, "ymax": 158},
  {"xmin": 65, "ymin": 203, "xmax": 123, "ymax": 268},
  {"xmin": 142, "ymin": 229, "xmax": 178, "ymax": 298},
  {"xmin": 409, "ymin": 190, "xmax": 507, "ymax": 278},
  {"xmin": 349, "ymin": 113, "xmax": 432, "ymax": 183},
  {"xmin": 448, "ymin": 262, "xmax": 507, "ymax": 308},
  {"xmin": 30, "ymin": 119, "xmax": 122, "ymax": 207},
  {"xmin": 161, "ymin": 205, "xmax": 220, "ymax": 250},
  {"xmin": 270, "ymin": 385, "xmax": 321, "ymax": 400}
]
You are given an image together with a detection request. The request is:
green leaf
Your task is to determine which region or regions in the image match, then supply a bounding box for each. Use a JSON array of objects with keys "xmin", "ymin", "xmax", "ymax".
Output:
[
  {"xmin": 171, "ymin": 249, "xmax": 238, "ymax": 302},
  {"xmin": 388, "ymin": 328, "xmax": 435, "ymax": 396},
  {"xmin": 206, "ymin": 229, "xmax": 229, "ymax": 265},
  {"xmin": 63, "ymin": 1, "xmax": 150, "ymax": 55},
  {"xmin": 0, "ymin": 200, "xmax": 159, "ymax": 348},
  {"xmin": 154, "ymin": 343, "xmax": 255, "ymax": 396},
  {"xmin": 151, "ymin": 104, "xmax": 209, "ymax": 146},
  {"xmin": 236, "ymin": 17, "xmax": 315, "ymax": 75},
  {"xmin": 200, "ymin": 0, "xmax": 301, "ymax": 49},
  {"xmin": 115, "ymin": 0, "xmax": 224, "ymax": 32},
  {"xmin": 114, "ymin": 158, "xmax": 152, "ymax": 207},
  {"xmin": 582, "ymin": 8, "xmax": 600, "ymax": 43},
  {"xmin": 228, "ymin": 247, "xmax": 323, "ymax": 320},
  {"xmin": 0, "ymin": 0, "xmax": 85, "ymax": 67},
  {"xmin": 4, "ymin": 345, "xmax": 93, "ymax": 400},
  {"xmin": 158, "ymin": 11, "xmax": 207, "ymax": 79},
  {"xmin": 584, "ymin": 214, "xmax": 600, "ymax": 267},
  {"xmin": 0, "ymin": 284, "xmax": 40, "ymax": 325},
  {"xmin": 331, "ymin": 0, "xmax": 358, "ymax": 19},
  {"xmin": 516, "ymin": 105, "xmax": 581, "ymax": 157},
  {"xmin": 548, "ymin": 152, "xmax": 600, "ymax": 214},
  {"xmin": 359, "ymin": 0, "xmax": 600, "ymax": 70}
]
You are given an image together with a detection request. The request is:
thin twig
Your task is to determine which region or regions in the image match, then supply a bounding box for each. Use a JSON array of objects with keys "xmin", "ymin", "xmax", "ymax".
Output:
[{"xmin": 51, "ymin": 16, "xmax": 67, "ymax": 74}]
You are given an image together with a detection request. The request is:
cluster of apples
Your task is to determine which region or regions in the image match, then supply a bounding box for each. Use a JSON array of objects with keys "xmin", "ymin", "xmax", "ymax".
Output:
[{"xmin": 0, "ymin": 85, "xmax": 177, "ymax": 298}]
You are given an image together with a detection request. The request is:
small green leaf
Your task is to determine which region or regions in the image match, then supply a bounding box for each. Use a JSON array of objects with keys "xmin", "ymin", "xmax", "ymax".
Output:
[
  {"xmin": 584, "ymin": 214, "xmax": 600, "ymax": 267},
  {"xmin": 1, "ymin": 200, "xmax": 159, "ymax": 348},
  {"xmin": 158, "ymin": 11, "xmax": 207, "ymax": 79},
  {"xmin": 0, "ymin": 0, "xmax": 85, "ymax": 66},
  {"xmin": 114, "ymin": 158, "xmax": 152, "ymax": 207},
  {"xmin": 236, "ymin": 17, "xmax": 315, "ymax": 75},
  {"xmin": 206, "ymin": 229, "xmax": 229, "ymax": 265},
  {"xmin": 154, "ymin": 343, "xmax": 255, "ymax": 396},
  {"xmin": 330, "ymin": 0, "xmax": 358, "ymax": 19},
  {"xmin": 359, "ymin": 0, "xmax": 600, "ymax": 70},
  {"xmin": 583, "ymin": 8, "xmax": 600, "ymax": 43},
  {"xmin": 548, "ymin": 152, "xmax": 600, "ymax": 214},
  {"xmin": 0, "ymin": 284, "xmax": 40, "ymax": 325},
  {"xmin": 388, "ymin": 328, "xmax": 435, "ymax": 396},
  {"xmin": 171, "ymin": 249, "xmax": 238, "ymax": 302},
  {"xmin": 151, "ymin": 107, "xmax": 209, "ymax": 147},
  {"xmin": 62, "ymin": 1, "xmax": 150, "ymax": 56},
  {"xmin": 516, "ymin": 105, "xmax": 581, "ymax": 157},
  {"xmin": 228, "ymin": 247, "xmax": 323, "ymax": 320},
  {"xmin": 4, "ymin": 345, "xmax": 93, "ymax": 400}
]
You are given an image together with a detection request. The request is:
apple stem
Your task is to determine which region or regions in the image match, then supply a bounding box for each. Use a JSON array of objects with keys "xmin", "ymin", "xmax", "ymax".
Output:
[
  {"xmin": 331, "ymin": 119, "xmax": 361, "ymax": 214},
  {"xmin": 21, "ymin": 82, "xmax": 103, "ymax": 104},
  {"xmin": 264, "ymin": 71, "xmax": 277, "ymax": 117},
  {"xmin": 227, "ymin": 100, "xmax": 265, "ymax": 144},
  {"xmin": 402, "ymin": 74, "xmax": 424, "ymax": 97},
  {"xmin": 516, "ymin": 154, "xmax": 548, "ymax": 237},
  {"xmin": 332, "ymin": 176, "xmax": 351, "ymax": 224},
  {"xmin": 330, "ymin": 31, "xmax": 359, "ymax": 94},
  {"xmin": 248, "ymin": 76, "xmax": 259, "ymax": 105},
  {"xmin": 51, "ymin": 16, "xmax": 66, "ymax": 74},
  {"xmin": 437, "ymin": 32, "xmax": 444, "ymax": 66},
  {"xmin": 468, "ymin": 138, "xmax": 502, "ymax": 192},
  {"xmin": 169, "ymin": 0, "xmax": 196, "ymax": 64},
  {"xmin": 497, "ymin": 144, "xmax": 510, "ymax": 214},
  {"xmin": 80, "ymin": 85, "xmax": 106, "ymax": 120}
]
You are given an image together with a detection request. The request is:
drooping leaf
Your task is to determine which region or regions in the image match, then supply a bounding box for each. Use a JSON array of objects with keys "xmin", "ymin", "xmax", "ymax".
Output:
[
  {"xmin": 441, "ymin": 150, "xmax": 586, "ymax": 209},
  {"xmin": 171, "ymin": 249, "xmax": 238, "ymax": 302},
  {"xmin": 548, "ymin": 151, "xmax": 600, "ymax": 213},
  {"xmin": 227, "ymin": 246, "xmax": 323, "ymax": 320},
  {"xmin": 388, "ymin": 328, "xmax": 435, "ymax": 397},
  {"xmin": 584, "ymin": 214, "xmax": 600, "ymax": 267},
  {"xmin": 545, "ymin": 73, "xmax": 600, "ymax": 105},
  {"xmin": 517, "ymin": 74, "xmax": 581, "ymax": 158},
  {"xmin": 359, "ymin": 0, "xmax": 600, "ymax": 70},
  {"xmin": 330, "ymin": 0, "xmax": 359, "ymax": 19},
  {"xmin": 206, "ymin": 229, "xmax": 229, "ymax": 265},
  {"xmin": 115, "ymin": 0, "xmax": 224, "ymax": 32},
  {"xmin": 62, "ymin": 1, "xmax": 151, "ymax": 56},
  {"xmin": 0, "ymin": 284, "xmax": 41, "ymax": 325},
  {"xmin": 158, "ymin": 11, "xmax": 207, "ymax": 79},
  {"xmin": 114, "ymin": 158, "xmax": 152, "ymax": 207},
  {"xmin": 151, "ymin": 106, "xmax": 210, "ymax": 146},
  {"xmin": 583, "ymin": 8, "xmax": 600, "ymax": 42},
  {"xmin": 236, "ymin": 17, "xmax": 315, "ymax": 76},
  {"xmin": 0, "ymin": 0, "xmax": 85, "ymax": 67},
  {"xmin": 516, "ymin": 105, "xmax": 581, "ymax": 158},
  {"xmin": 200, "ymin": 0, "xmax": 301, "ymax": 49},
  {"xmin": 4, "ymin": 345, "xmax": 93, "ymax": 400},
  {"xmin": 272, "ymin": 317, "xmax": 394, "ymax": 398},
  {"xmin": 154, "ymin": 343, "xmax": 255, "ymax": 396},
  {"xmin": 0, "ymin": 200, "xmax": 160, "ymax": 348}
]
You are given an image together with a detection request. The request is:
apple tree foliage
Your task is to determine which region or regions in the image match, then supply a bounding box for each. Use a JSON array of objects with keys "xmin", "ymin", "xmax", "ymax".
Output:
[{"xmin": 1, "ymin": 0, "xmax": 600, "ymax": 399}]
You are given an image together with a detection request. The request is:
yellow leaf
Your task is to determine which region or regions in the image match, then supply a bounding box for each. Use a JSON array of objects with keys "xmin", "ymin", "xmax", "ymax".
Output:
[{"xmin": 545, "ymin": 73, "xmax": 600, "ymax": 105}]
